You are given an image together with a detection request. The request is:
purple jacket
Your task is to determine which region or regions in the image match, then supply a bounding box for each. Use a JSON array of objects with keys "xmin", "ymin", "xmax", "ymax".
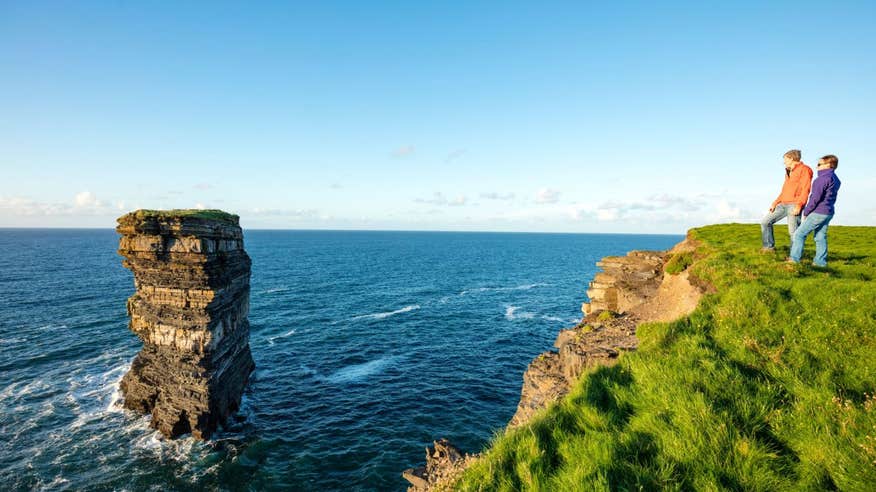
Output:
[{"xmin": 803, "ymin": 168, "xmax": 841, "ymax": 216}]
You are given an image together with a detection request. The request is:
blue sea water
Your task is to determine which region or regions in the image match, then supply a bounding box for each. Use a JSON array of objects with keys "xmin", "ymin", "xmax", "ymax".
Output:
[{"xmin": 0, "ymin": 229, "xmax": 681, "ymax": 491}]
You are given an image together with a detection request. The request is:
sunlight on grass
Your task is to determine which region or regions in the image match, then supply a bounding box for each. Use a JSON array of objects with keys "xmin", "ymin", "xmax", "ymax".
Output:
[{"xmin": 456, "ymin": 224, "xmax": 876, "ymax": 491}]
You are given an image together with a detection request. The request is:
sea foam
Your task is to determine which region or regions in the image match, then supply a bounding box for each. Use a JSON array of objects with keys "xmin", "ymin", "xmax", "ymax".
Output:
[{"xmin": 349, "ymin": 305, "xmax": 420, "ymax": 321}]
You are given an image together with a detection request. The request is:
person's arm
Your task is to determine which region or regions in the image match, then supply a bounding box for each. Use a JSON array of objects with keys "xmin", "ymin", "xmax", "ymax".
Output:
[
  {"xmin": 771, "ymin": 175, "xmax": 787, "ymax": 211},
  {"xmin": 793, "ymin": 167, "xmax": 813, "ymax": 214},
  {"xmin": 803, "ymin": 176, "xmax": 825, "ymax": 217}
]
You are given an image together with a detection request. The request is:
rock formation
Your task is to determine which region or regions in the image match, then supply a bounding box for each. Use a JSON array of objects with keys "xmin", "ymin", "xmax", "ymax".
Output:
[
  {"xmin": 116, "ymin": 209, "xmax": 255, "ymax": 439},
  {"xmin": 403, "ymin": 238, "xmax": 705, "ymax": 490},
  {"xmin": 580, "ymin": 250, "xmax": 665, "ymax": 316},
  {"xmin": 509, "ymin": 248, "xmax": 670, "ymax": 427},
  {"xmin": 403, "ymin": 439, "xmax": 477, "ymax": 492}
]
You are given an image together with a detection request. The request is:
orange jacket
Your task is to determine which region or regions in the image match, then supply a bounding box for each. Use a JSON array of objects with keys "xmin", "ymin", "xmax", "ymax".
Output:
[{"xmin": 772, "ymin": 162, "xmax": 813, "ymax": 209}]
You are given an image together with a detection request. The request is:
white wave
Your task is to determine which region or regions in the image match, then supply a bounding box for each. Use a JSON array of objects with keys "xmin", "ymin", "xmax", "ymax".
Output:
[
  {"xmin": 1, "ymin": 379, "xmax": 51, "ymax": 402},
  {"xmin": 41, "ymin": 475, "xmax": 70, "ymax": 490},
  {"xmin": 68, "ymin": 361, "xmax": 131, "ymax": 429},
  {"xmin": 461, "ymin": 282, "xmax": 549, "ymax": 296},
  {"xmin": 505, "ymin": 305, "xmax": 536, "ymax": 321},
  {"xmin": 262, "ymin": 287, "xmax": 289, "ymax": 294},
  {"xmin": 349, "ymin": 304, "xmax": 420, "ymax": 321},
  {"xmin": 265, "ymin": 329, "xmax": 297, "ymax": 346},
  {"xmin": 130, "ymin": 426, "xmax": 205, "ymax": 462},
  {"xmin": 37, "ymin": 324, "xmax": 68, "ymax": 331},
  {"xmin": 325, "ymin": 356, "xmax": 399, "ymax": 384},
  {"xmin": 106, "ymin": 378, "xmax": 125, "ymax": 413}
]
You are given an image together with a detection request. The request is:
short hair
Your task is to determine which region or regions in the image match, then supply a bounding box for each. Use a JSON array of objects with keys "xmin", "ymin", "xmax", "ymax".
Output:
[
  {"xmin": 783, "ymin": 149, "xmax": 802, "ymax": 161},
  {"xmin": 820, "ymin": 154, "xmax": 839, "ymax": 169}
]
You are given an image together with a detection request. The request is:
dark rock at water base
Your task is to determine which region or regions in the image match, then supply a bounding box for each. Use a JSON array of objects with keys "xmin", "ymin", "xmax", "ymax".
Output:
[
  {"xmin": 403, "ymin": 439, "xmax": 474, "ymax": 491},
  {"xmin": 116, "ymin": 209, "xmax": 255, "ymax": 439}
]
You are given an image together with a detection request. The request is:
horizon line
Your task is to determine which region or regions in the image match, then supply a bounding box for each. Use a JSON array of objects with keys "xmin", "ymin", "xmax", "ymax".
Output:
[{"xmin": 0, "ymin": 225, "xmax": 690, "ymax": 236}]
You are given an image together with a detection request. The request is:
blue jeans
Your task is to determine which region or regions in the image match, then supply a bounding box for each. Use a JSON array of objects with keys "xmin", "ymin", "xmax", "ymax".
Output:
[
  {"xmin": 790, "ymin": 213, "xmax": 833, "ymax": 266},
  {"xmin": 760, "ymin": 204, "xmax": 801, "ymax": 248}
]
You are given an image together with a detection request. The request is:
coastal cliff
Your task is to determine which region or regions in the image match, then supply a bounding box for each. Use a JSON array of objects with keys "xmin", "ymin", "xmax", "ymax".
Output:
[
  {"xmin": 404, "ymin": 238, "xmax": 704, "ymax": 490},
  {"xmin": 116, "ymin": 209, "xmax": 255, "ymax": 439},
  {"xmin": 407, "ymin": 225, "xmax": 876, "ymax": 490}
]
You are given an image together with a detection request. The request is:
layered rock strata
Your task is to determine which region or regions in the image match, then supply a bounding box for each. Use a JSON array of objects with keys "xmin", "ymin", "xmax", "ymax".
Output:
[
  {"xmin": 581, "ymin": 250, "xmax": 665, "ymax": 316},
  {"xmin": 510, "ymin": 248, "xmax": 670, "ymax": 427},
  {"xmin": 116, "ymin": 210, "xmax": 255, "ymax": 439},
  {"xmin": 404, "ymin": 239, "xmax": 703, "ymax": 490}
]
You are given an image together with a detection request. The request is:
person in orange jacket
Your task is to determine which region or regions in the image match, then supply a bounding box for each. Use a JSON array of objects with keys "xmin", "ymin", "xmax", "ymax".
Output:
[{"xmin": 760, "ymin": 149, "xmax": 813, "ymax": 252}]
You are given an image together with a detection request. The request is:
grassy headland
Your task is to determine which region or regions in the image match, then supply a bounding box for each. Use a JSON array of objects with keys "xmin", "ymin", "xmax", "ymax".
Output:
[{"xmin": 455, "ymin": 224, "xmax": 876, "ymax": 491}]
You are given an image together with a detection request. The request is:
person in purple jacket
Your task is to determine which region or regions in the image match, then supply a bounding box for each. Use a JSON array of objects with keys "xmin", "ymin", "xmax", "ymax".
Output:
[{"xmin": 788, "ymin": 154, "xmax": 841, "ymax": 267}]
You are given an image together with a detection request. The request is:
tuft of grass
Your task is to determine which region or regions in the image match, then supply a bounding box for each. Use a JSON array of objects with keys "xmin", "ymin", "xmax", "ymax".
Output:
[
  {"xmin": 454, "ymin": 224, "xmax": 876, "ymax": 491},
  {"xmin": 126, "ymin": 208, "xmax": 239, "ymax": 224},
  {"xmin": 597, "ymin": 310, "xmax": 617, "ymax": 322},
  {"xmin": 665, "ymin": 251, "xmax": 694, "ymax": 275}
]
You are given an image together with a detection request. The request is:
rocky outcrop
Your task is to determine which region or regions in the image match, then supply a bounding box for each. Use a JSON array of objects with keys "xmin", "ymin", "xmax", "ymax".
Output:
[
  {"xmin": 403, "ymin": 440, "xmax": 477, "ymax": 492},
  {"xmin": 509, "ymin": 312, "xmax": 641, "ymax": 427},
  {"xmin": 404, "ymin": 238, "xmax": 705, "ymax": 490},
  {"xmin": 512, "ymin": 240, "xmax": 702, "ymax": 427},
  {"xmin": 581, "ymin": 250, "xmax": 666, "ymax": 316},
  {"xmin": 116, "ymin": 210, "xmax": 255, "ymax": 439},
  {"xmin": 509, "ymin": 249, "xmax": 670, "ymax": 428}
]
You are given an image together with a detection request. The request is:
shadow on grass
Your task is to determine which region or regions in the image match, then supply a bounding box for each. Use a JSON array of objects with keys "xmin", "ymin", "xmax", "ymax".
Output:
[
  {"xmin": 701, "ymin": 335, "xmax": 803, "ymax": 470},
  {"xmin": 582, "ymin": 364, "xmax": 636, "ymax": 428}
]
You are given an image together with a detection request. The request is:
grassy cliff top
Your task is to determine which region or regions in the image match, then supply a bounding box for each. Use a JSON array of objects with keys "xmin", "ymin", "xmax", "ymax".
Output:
[
  {"xmin": 455, "ymin": 223, "xmax": 876, "ymax": 491},
  {"xmin": 121, "ymin": 209, "xmax": 239, "ymax": 224}
]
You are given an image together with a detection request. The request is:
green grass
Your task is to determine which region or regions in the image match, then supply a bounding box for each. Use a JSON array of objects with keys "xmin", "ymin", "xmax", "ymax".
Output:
[
  {"xmin": 125, "ymin": 208, "xmax": 239, "ymax": 224},
  {"xmin": 665, "ymin": 251, "xmax": 694, "ymax": 275},
  {"xmin": 455, "ymin": 224, "xmax": 876, "ymax": 491}
]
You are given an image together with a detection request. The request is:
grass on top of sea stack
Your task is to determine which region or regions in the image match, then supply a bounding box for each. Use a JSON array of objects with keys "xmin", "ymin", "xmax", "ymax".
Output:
[
  {"xmin": 455, "ymin": 223, "xmax": 876, "ymax": 491},
  {"xmin": 126, "ymin": 209, "xmax": 239, "ymax": 224}
]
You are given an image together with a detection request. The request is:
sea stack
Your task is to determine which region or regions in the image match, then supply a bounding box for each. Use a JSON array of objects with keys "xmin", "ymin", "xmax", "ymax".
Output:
[{"xmin": 116, "ymin": 209, "xmax": 255, "ymax": 439}]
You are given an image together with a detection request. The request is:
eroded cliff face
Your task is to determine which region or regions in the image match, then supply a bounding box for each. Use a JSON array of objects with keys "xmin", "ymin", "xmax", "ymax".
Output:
[
  {"xmin": 404, "ymin": 238, "xmax": 704, "ymax": 491},
  {"xmin": 116, "ymin": 210, "xmax": 255, "ymax": 439},
  {"xmin": 509, "ymin": 249, "xmax": 669, "ymax": 428}
]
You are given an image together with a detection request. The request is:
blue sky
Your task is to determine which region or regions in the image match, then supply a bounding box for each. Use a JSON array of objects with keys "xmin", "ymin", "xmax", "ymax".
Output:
[{"xmin": 2, "ymin": 1, "xmax": 874, "ymax": 232}]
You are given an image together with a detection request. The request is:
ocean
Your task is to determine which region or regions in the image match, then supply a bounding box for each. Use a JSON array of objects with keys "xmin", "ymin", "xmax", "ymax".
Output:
[{"xmin": 0, "ymin": 229, "xmax": 681, "ymax": 491}]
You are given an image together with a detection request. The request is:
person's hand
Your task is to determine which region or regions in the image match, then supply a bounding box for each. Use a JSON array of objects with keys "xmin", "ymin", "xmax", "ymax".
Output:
[
  {"xmin": 792, "ymin": 205, "xmax": 802, "ymax": 215},
  {"xmin": 769, "ymin": 205, "xmax": 776, "ymax": 213}
]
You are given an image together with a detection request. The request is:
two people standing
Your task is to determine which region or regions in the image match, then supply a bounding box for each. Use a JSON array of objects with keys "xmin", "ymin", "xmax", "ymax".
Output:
[
  {"xmin": 761, "ymin": 150, "xmax": 842, "ymax": 267},
  {"xmin": 761, "ymin": 150, "xmax": 812, "ymax": 252}
]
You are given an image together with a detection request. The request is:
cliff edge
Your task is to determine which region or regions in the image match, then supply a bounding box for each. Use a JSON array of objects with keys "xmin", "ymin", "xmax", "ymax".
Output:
[
  {"xmin": 116, "ymin": 209, "xmax": 255, "ymax": 439},
  {"xmin": 404, "ymin": 236, "xmax": 705, "ymax": 490},
  {"xmin": 410, "ymin": 224, "xmax": 876, "ymax": 490}
]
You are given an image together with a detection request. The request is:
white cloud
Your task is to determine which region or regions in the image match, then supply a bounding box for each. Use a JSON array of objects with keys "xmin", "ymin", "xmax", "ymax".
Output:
[
  {"xmin": 414, "ymin": 192, "xmax": 468, "ymax": 206},
  {"xmin": 573, "ymin": 192, "xmax": 759, "ymax": 227},
  {"xmin": 392, "ymin": 145, "xmax": 416, "ymax": 158},
  {"xmin": 247, "ymin": 207, "xmax": 320, "ymax": 218},
  {"xmin": 535, "ymin": 188, "xmax": 561, "ymax": 204},
  {"xmin": 480, "ymin": 192, "xmax": 516, "ymax": 201},
  {"xmin": 445, "ymin": 149, "xmax": 467, "ymax": 162},
  {"xmin": 596, "ymin": 208, "xmax": 620, "ymax": 221},
  {"xmin": 74, "ymin": 191, "xmax": 99, "ymax": 208},
  {"xmin": 449, "ymin": 195, "xmax": 467, "ymax": 206},
  {"xmin": 1, "ymin": 192, "xmax": 117, "ymax": 217}
]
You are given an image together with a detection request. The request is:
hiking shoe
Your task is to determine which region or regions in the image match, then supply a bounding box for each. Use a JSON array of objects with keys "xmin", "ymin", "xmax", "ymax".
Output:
[
  {"xmin": 785, "ymin": 257, "xmax": 798, "ymax": 264},
  {"xmin": 760, "ymin": 247, "xmax": 775, "ymax": 253}
]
